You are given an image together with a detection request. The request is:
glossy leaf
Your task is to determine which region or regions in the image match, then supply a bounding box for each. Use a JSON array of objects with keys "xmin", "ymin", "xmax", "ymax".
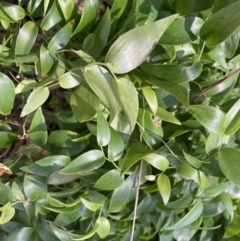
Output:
[
  {"xmin": 0, "ymin": 73, "xmax": 15, "ymax": 115},
  {"xmin": 143, "ymin": 153, "xmax": 169, "ymax": 171},
  {"xmin": 164, "ymin": 199, "xmax": 203, "ymax": 230},
  {"xmin": 105, "ymin": 14, "xmax": 178, "ymax": 74},
  {"xmin": 108, "ymin": 127, "xmax": 124, "ymax": 161},
  {"xmin": 94, "ymin": 169, "xmax": 124, "ymax": 190},
  {"xmin": 83, "ymin": 8, "xmax": 111, "ymax": 58},
  {"xmin": 0, "ymin": 2, "xmax": 25, "ymax": 22},
  {"xmin": 72, "ymin": 224, "xmax": 99, "ymax": 240},
  {"xmin": 224, "ymin": 215, "xmax": 240, "ymax": 238},
  {"xmin": 97, "ymin": 110, "xmax": 110, "ymax": 147},
  {"xmin": 218, "ymin": 148, "xmax": 240, "ymax": 188},
  {"xmin": 110, "ymin": 0, "xmax": 128, "ymax": 20},
  {"xmin": 58, "ymin": 0, "xmax": 75, "ymax": 22},
  {"xmin": 187, "ymin": 105, "xmax": 227, "ymax": 134},
  {"xmin": 3, "ymin": 227, "xmax": 37, "ymax": 241},
  {"xmin": 183, "ymin": 151, "xmax": 202, "ymax": 168},
  {"xmin": 59, "ymin": 69, "xmax": 84, "ymax": 89},
  {"xmin": 200, "ymin": 1, "xmax": 240, "ymax": 46},
  {"xmin": 120, "ymin": 142, "xmax": 154, "ymax": 175},
  {"xmin": 29, "ymin": 107, "xmax": 48, "ymax": 145},
  {"xmin": 81, "ymin": 198, "xmax": 102, "ymax": 212},
  {"xmin": 40, "ymin": 44, "xmax": 55, "ymax": 77},
  {"xmin": 60, "ymin": 150, "xmax": 105, "ymax": 174},
  {"xmin": 0, "ymin": 202, "xmax": 15, "ymax": 225},
  {"xmin": 96, "ymin": 217, "xmax": 110, "ymax": 239},
  {"xmin": 157, "ymin": 174, "xmax": 171, "ymax": 205},
  {"xmin": 15, "ymin": 21, "xmax": 38, "ymax": 55},
  {"xmin": 142, "ymin": 87, "xmax": 158, "ymax": 114},
  {"xmin": 83, "ymin": 65, "xmax": 118, "ymax": 120},
  {"xmin": 20, "ymin": 87, "xmax": 50, "ymax": 117},
  {"xmin": 70, "ymin": 82, "xmax": 101, "ymax": 122},
  {"xmin": 156, "ymin": 107, "xmax": 181, "ymax": 125},
  {"xmin": 113, "ymin": 77, "xmax": 138, "ymax": 131}
]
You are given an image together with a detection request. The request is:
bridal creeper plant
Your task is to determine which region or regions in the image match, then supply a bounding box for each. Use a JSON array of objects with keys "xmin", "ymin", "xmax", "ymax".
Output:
[{"xmin": 1, "ymin": 0, "xmax": 240, "ymax": 240}]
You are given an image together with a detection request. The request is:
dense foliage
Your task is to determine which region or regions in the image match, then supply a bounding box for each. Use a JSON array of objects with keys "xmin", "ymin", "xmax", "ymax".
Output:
[{"xmin": 1, "ymin": 0, "xmax": 240, "ymax": 240}]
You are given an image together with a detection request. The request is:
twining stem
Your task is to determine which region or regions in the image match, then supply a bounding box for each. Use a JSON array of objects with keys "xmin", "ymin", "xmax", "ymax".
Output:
[{"xmin": 130, "ymin": 160, "xmax": 143, "ymax": 241}]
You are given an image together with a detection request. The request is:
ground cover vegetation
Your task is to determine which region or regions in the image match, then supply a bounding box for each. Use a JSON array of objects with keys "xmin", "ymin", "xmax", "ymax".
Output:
[{"xmin": 1, "ymin": 0, "xmax": 240, "ymax": 240}]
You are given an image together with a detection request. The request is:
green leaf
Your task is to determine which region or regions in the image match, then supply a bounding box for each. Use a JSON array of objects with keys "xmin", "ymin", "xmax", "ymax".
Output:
[
  {"xmin": 3, "ymin": 227, "xmax": 38, "ymax": 241},
  {"xmin": 155, "ymin": 107, "xmax": 181, "ymax": 125},
  {"xmin": 83, "ymin": 8, "xmax": 111, "ymax": 58},
  {"xmin": 97, "ymin": 110, "xmax": 111, "ymax": 147},
  {"xmin": 40, "ymin": 1, "xmax": 61, "ymax": 30},
  {"xmin": 24, "ymin": 175, "xmax": 47, "ymax": 200},
  {"xmin": 164, "ymin": 199, "xmax": 203, "ymax": 230},
  {"xmin": 204, "ymin": 182, "xmax": 231, "ymax": 197},
  {"xmin": 96, "ymin": 217, "xmax": 110, "ymax": 239},
  {"xmin": 176, "ymin": 0, "xmax": 214, "ymax": 15},
  {"xmin": 187, "ymin": 105, "xmax": 227, "ymax": 134},
  {"xmin": 110, "ymin": 0, "xmax": 128, "ymax": 20},
  {"xmin": 20, "ymin": 87, "xmax": 50, "ymax": 117},
  {"xmin": 72, "ymin": 224, "xmax": 99, "ymax": 240},
  {"xmin": 105, "ymin": 14, "xmax": 178, "ymax": 74},
  {"xmin": 0, "ymin": 73, "xmax": 15, "ymax": 115},
  {"xmin": 176, "ymin": 165, "xmax": 200, "ymax": 183},
  {"xmin": 21, "ymin": 155, "xmax": 71, "ymax": 177},
  {"xmin": 48, "ymin": 171, "xmax": 82, "ymax": 185},
  {"xmin": 15, "ymin": 21, "xmax": 38, "ymax": 55},
  {"xmin": 81, "ymin": 198, "xmax": 102, "ymax": 212},
  {"xmin": 142, "ymin": 87, "xmax": 158, "ymax": 115},
  {"xmin": 40, "ymin": 44, "xmax": 55, "ymax": 77},
  {"xmin": 220, "ymin": 192, "xmax": 234, "ymax": 221},
  {"xmin": 0, "ymin": 202, "xmax": 15, "ymax": 225},
  {"xmin": 58, "ymin": 0, "xmax": 75, "ymax": 22},
  {"xmin": 0, "ymin": 131, "xmax": 17, "ymax": 148},
  {"xmin": 0, "ymin": 182, "xmax": 16, "ymax": 205},
  {"xmin": 94, "ymin": 169, "xmax": 124, "ymax": 190},
  {"xmin": 200, "ymin": 1, "xmax": 240, "ymax": 46},
  {"xmin": 183, "ymin": 151, "xmax": 202, "ymax": 168},
  {"xmin": 73, "ymin": 0, "xmax": 98, "ymax": 35},
  {"xmin": 141, "ymin": 62, "xmax": 202, "ymax": 83},
  {"xmin": 159, "ymin": 17, "xmax": 204, "ymax": 45},
  {"xmin": 120, "ymin": 142, "xmax": 154, "ymax": 175},
  {"xmin": 48, "ymin": 21, "xmax": 73, "ymax": 54},
  {"xmin": 218, "ymin": 148, "xmax": 240, "ymax": 188},
  {"xmin": 157, "ymin": 174, "xmax": 171, "ymax": 205},
  {"xmin": 60, "ymin": 150, "xmax": 105, "ymax": 174},
  {"xmin": 70, "ymin": 82, "xmax": 101, "ymax": 122},
  {"xmin": 83, "ymin": 65, "xmax": 118, "ymax": 120},
  {"xmin": 59, "ymin": 69, "xmax": 84, "ymax": 89},
  {"xmin": 0, "ymin": 2, "xmax": 25, "ymax": 22},
  {"xmin": 143, "ymin": 153, "xmax": 169, "ymax": 171},
  {"xmin": 147, "ymin": 79, "xmax": 189, "ymax": 107},
  {"xmin": 225, "ymin": 98, "xmax": 240, "ymax": 135},
  {"xmin": 108, "ymin": 127, "xmax": 124, "ymax": 161},
  {"xmin": 224, "ymin": 215, "xmax": 240, "ymax": 238},
  {"xmin": 29, "ymin": 107, "xmax": 48, "ymax": 145},
  {"xmin": 113, "ymin": 77, "xmax": 139, "ymax": 131}
]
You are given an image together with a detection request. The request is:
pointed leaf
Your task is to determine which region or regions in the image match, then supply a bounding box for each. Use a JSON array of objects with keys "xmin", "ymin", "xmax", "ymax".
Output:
[
  {"xmin": 121, "ymin": 142, "xmax": 154, "ymax": 175},
  {"xmin": 200, "ymin": 1, "xmax": 240, "ymax": 46},
  {"xmin": 60, "ymin": 150, "xmax": 105, "ymax": 174},
  {"xmin": 142, "ymin": 87, "xmax": 158, "ymax": 115},
  {"xmin": 156, "ymin": 107, "xmax": 181, "ymax": 125},
  {"xmin": 15, "ymin": 21, "xmax": 38, "ymax": 55},
  {"xmin": 218, "ymin": 148, "xmax": 240, "ymax": 188},
  {"xmin": 40, "ymin": 44, "xmax": 55, "ymax": 77},
  {"xmin": 72, "ymin": 224, "xmax": 99, "ymax": 240},
  {"xmin": 0, "ymin": 2, "xmax": 25, "ymax": 22},
  {"xmin": 157, "ymin": 174, "xmax": 171, "ymax": 205},
  {"xmin": 0, "ymin": 73, "xmax": 15, "ymax": 115},
  {"xmin": 97, "ymin": 110, "xmax": 110, "ymax": 147},
  {"xmin": 143, "ymin": 154, "xmax": 169, "ymax": 171},
  {"xmin": 105, "ymin": 14, "xmax": 178, "ymax": 74},
  {"xmin": 0, "ymin": 202, "xmax": 15, "ymax": 225},
  {"xmin": 81, "ymin": 198, "xmax": 102, "ymax": 212},
  {"xmin": 187, "ymin": 105, "xmax": 227, "ymax": 134},
  {"xmin": 224, "ymin": 215, "xmax": 240, "ymax": 238},
  {"xmin": 59, "ymin": 69, "xmax": 84, "ymax": 89},
  {"xmin": 96, "ymin": 217, "xmax": 110, "ymax": 239},
  {"xmin": 113, "ymin": 77, "xmax": 138, "ymax": 131},
  {"xmin": 3, "ymin": 227, "xmax": 37, "ymax": 241},
  {"xmin": 83, "ymin": 65, "xmax": 118, "ymax": 120},
  {"xmin": 94, "ymin": 169, "xmax": 124, "ymax": 190},
  {"xmin": 165, "ymin": 199, "xmax": 203, "ymax": 230},
  {"xmin": 58, "ymin": 0, "xmax": 75, "ymax": 22},
  {"xmin": 20, "ymin": 87, "xmax": 50, "ymax": 117},
  {"xmin": 183, "ymin": 151, "xmax": 202, "ymax": 168},
  {"xmin": 29, "ymin": 107, "xmax": 48, "ymax": 145}
]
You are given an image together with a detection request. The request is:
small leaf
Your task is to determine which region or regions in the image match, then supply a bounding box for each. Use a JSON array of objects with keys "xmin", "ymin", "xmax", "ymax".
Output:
[
  {"xmin": 40, "ymin": 44, "xmax": 55, "ymax": 77},
  {"xmin": 157, "ymin": 174, "xmax": 171, "ymax": 205},
  {"xmin": 155, "ymin": 107, "xmax": 181, "ymax": 125},
  {"xmin": 200, "ymin": 1, "xmax": 240, "ymax": 46},
  {"xmin": 15, "ymin": 21, "xmax": 38, "ymax": 55},
  {"xmin": 164, "ymin": 199, "xmax": 203, "ymax": 230},
  {"xmin": 72, "ymin": 224, "xmax": 99, "ymax": 240},
  {"xmin": 60, "ymin": 150, "xmax": 105, "ymax": 174},
  {"xmin": 59, "ymin": 69, "xmax": 84, "ymax": 89},
  {"xmin": 0, "ymin": 2, "xmax": 25, "ymax": 22},
  {"xmin": 110, "ymin": 0, "xmax": 128, "ymax": 20},
  {"xmin": 94, "ymin": 169, "xmax": 124, "ymax": 190},
  {"xmin": 120, "ymin": 142, "xmax": 154, "ymax": 175},
  {"xmin": 29, "ymin": 107, "xmax": 48, "ymax": 145},
  {"xmin": 142, "ymin": 87, "xmax": 158, "ymax": 115},
  {"xmin": 143, "ymin": 154, "xmax": 169, "ymax": 171},
  {"xmin": 224, "ymin": 215, "xmax": 240, "ymax": 238},
  {"xmin": 108, "ymin": 127, "xmax": 124, "ymax": 161},
  {"xmin": 97, "ymin": 110, "xmax": 110, "ymax": 147},
  {"xmin": 96, "ymin": 217, "xmax": 110, "ymax": 239},
  {"xmin": 0, "ymin": 73, "xmax": 15, "ymax": 115},
  {"xmin": 113, "ymin": 77, "xmax": 139, "ymax": 131},
  {"xmin": 0, "ymin": 202, "xmax": 15, "ymax": 225},
  {"xmin": 105, "ymin": 14, "xmax": 178, "ymax": 74},
  {"xmin": 218, "ymin": 148, "xmax": 240, "ymax": 188},
  {"xmin": 81, "ymin": 198, "xmax": 102, "ymax": 212},
  {"xmin": 187, "ymin": 105, "xmax": 227, "ymax": 134},
  {"xmin": 183, "ymin": 151, "xmax": 202, "ymax": 168},
  {"xmin": 58, "ymin": 0, "xmax": 75, "ymax": 22},
  {"xmin": 21, "ymin": 87, "xmax": 50, "ymax": 117}
]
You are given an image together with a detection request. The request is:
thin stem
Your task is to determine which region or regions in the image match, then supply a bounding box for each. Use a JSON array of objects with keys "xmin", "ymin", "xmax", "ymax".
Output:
[
  {"xmin": 130, "ymin": 160, "xmax": 143, "ymax": 241},
  {"xmin": 198, "ymin": 41, "xmax": 205, "ymax": 61}
]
